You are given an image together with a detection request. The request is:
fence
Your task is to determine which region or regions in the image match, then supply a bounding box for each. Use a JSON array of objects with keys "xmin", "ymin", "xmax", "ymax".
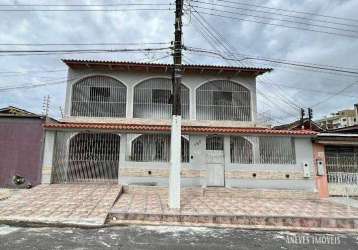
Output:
[
  {"xmin": 328, "ymin": 172, "xmax": 358, "ymax": 185},
  {"xmin": 52, "ymin": 132, "xmax": 121, "ymax": 183}
]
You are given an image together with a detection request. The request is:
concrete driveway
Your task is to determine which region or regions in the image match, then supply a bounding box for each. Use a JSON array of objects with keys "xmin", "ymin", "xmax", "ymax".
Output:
[{"xmin": 0, "ymin": 184, "xmax": 122, "ymax": 226}]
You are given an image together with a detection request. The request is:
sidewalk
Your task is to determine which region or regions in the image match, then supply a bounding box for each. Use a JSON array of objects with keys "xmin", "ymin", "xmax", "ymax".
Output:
[
  {"xmin": 0, "ymin": 184, "xmax": 122, "ymax": 226},
  {"xmin": 109, "ymin": 187, "xmax": 358, "ymax": 232},
  {"xmin": 0, "ymin": 189, "xmax": 14, "ymax": 201}
]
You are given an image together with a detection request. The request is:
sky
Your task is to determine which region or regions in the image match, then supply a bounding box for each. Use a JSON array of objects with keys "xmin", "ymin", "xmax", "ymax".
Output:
[{"xmin": 0, "ymin": 0, "xmax": 358, "ymax": 125}]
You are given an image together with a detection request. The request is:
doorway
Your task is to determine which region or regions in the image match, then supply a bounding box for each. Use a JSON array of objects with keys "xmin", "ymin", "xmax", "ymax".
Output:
[{"xmin": 206, "ymin": 135, "xmax": 225, "ymax": 187}]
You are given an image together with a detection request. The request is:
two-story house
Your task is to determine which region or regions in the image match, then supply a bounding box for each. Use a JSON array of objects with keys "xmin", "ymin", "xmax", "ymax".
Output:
[{"xmin": 41, "ymin": 59, "xmax": 318, "ymax": 191}]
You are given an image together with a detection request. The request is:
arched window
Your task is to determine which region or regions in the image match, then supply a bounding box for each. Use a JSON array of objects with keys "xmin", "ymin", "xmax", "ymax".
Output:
[
  {"xmin": 130, "ymin": 134, "xmax": 189, "ymax": 162},
  {"xmin": 230, "ymin": 136, "xmax": 253, "ymax": 163},
  {"xmin": 66, "ymin": 133, "xmax": 121, "ymax": 182},
  {"xmin": 71, "ymin": 75, "xmax": 127, "ymax": 117},
  {"xmin": 196, "ymin": 80, "xmax": 251, "ymax": 121},
  {"xmin": 133, "ymin": 78, "xmax": 189, "ymax": 119}
]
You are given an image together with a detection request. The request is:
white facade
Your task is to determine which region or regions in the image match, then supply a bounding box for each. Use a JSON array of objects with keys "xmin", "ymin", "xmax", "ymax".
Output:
[
  {"xmin": 42, "ymin": 61, "xmax": 316, "ymax": 192},
  {"xmin": 63, "ymin": 68, "xmax": 258, "ymax": 126}
]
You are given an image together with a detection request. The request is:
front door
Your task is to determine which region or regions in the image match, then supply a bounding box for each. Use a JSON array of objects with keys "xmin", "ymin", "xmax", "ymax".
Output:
[{"xmin": 206, "ymin": 150, "xmax": 225, "ymax": 186}]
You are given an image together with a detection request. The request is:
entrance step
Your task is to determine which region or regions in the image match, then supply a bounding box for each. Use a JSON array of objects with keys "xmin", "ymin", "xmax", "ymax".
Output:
[
  {"xmin": 108, "ymin": 212, "xmax": 358, "ymax": 231},
  {"xmin": 122, "ymin": 185, "xmax": 319, "ymax": 200},
  {"xmin": 110, "ymin": 186, "xmax": 358, "ymax": 231},
  {"xmin": 202, "ymin": 188, "xmax": 320, "ymax": 200}
]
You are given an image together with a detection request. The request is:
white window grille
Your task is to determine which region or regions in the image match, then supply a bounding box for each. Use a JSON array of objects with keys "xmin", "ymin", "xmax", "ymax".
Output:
[
  {"xmin": 196, "ymin": 80, "xmax": 251, "ymax": 121},
  {"xmin": 326, "ymin": 146, "xmax": 358, "ymax": 173},
  {"xmin": 206, "ymin": 135, "xmax": 224, "ymax": 150},
  {"xmin": 133, "ymin": 78, "xmax": 189, "ymax": 119},
  {"xmin": 71, "ymin": 75, "xmax": 127, "ymax": 117},
  {"xmin": 230, "ymin": 136, "xmax": 253, "ymax": 163},
  {"xmin": 52, "ymin": 132, "xmax": 120, "ymax": 183},
  {"xmin": 326, "ymin": 146, "xmax": 358, "ymax": 183},
  {"xmin": 259, "ymin": 136, "xmax": 296, "ymax": 164},
  {"xmin": 130, "ymin": 134, "xmax": 189, "ymax": 162}
]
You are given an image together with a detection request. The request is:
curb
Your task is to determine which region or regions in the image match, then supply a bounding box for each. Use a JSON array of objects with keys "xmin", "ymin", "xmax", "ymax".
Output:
[{"xmin": 107, "ymin": 219, "xmax": 358, "ymax": 234}]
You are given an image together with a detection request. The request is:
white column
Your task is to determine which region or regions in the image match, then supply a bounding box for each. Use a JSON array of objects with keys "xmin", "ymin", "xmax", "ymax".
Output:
[
  {"xmin": 169, "ymin": 115, "xmax": 181, "ymax": 208},
  {"xmin": 118, "ymin": 133, "xmax": 127, "ymax": 185},
  {"xmin": 223, "ymin": 136, "xmax": 231, "ymax": 187},
  {"xmin": 41, "ymin": 131, "xmax": 56, "ymax": 184},
  {"xmin": 119, "ymin": 133, "xmax": 127, "ymax": 163}
]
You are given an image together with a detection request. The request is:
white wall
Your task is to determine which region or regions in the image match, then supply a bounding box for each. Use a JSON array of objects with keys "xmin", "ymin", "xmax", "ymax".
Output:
[{"xmin": 64, "ymin": 69, "xmax": 258, "ymax": 125}]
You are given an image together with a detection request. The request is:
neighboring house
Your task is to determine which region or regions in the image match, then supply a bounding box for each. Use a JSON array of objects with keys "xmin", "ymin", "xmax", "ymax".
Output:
[
  {"xmin": 316, "ymin": 104, "xmax": 358, "ymax": 130},
  {"xmin": 0, "ymin": 106, "xmax": 52, "ymax": 188},
  {"xmin": 314, "ymin": 133, "xmax": 358, "ymax": 196},
  {"xmin": 326, "ymin": 124, "xmax": 358, "ymax": 134},
  {"xmin": 274, "ymin": 118, "xmax": 324, "ymax": 132},
  {"xmin": 41, "ymin": 59, "xmax": 319, "ymax": 192},
  {"xmin": 275, "ymin": 117, "xmax": 358, "ymax": 196},
  {"xmin": 314, "ymin": 125, "xmax": 358, "ymax": 196}
]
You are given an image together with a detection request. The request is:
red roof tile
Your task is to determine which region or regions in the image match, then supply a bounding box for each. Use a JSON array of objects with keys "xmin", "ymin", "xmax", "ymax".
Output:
[
  {"xmin": 62, "ymin": 59, "xmax": 272, "ymax": 76},
  {"xmin": 44, "ymin": 122, "xmax": 317, "ymax": 136}
]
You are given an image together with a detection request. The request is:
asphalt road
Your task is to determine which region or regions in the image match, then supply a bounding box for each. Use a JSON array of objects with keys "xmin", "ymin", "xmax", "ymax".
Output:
[{"xmin": 0, "ymin": 224, "xmax": 358, "ymax": 250}]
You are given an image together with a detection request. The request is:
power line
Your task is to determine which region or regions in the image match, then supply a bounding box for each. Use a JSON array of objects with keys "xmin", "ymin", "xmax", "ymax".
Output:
[
  {"xmin": 192, "ymin": 10, "xmax": 358, "ymax": 39},
  {"xmin": 0, "ymin": 69, "xmax": 66, "ymax": 75},
  {"xmin": 0, "ymin": 42, "xmax": 170, "ymax": 46},
  {"xmin": 191, "ymin": 10, "xmax": 244, "ymax": 67},
  {"xmin": 0, "ymin": 54, "xmax": 172, "ymax": 91},
  {"xmin": 185, "ymin": 47, "xmax": 358, "ymax": 75},
  {"xmin": 259, "ymin": 79, "xmax": 358, "ymax": 98},
  {"xmin": 257, "ymin": 81, "xmax": 301, "ymax": 110},
  {"xmin": 190, "ymin": 5, "xmax": 358, "ymax": 35},
  {"xmin": 0, "ymin": 47, "xmax": 170, "ymax": 53},
  {"xmin": 189, "ymin": 12, "xmax": 301, "ymax": 123},
  {"xmin": 0, "ymin": 47, "xmax": 171, "ymax": 56},
  {"xmin": 212, "ymin": 0, "xmax": 358, "ymax": 23},
  {"xmin": 191, "ymin": 0, "xmax": 358, "ymax": 28},
  {"xmin": 311, "ymin": 81, "xmax": 358, "ymax": 108},
  {"xmin": 0, "ymin": 3, "xmax": 172, "ymax": 7},
  {"xmin": 0, "ymin": 8, "xmax": 173, "ymax": 12}
]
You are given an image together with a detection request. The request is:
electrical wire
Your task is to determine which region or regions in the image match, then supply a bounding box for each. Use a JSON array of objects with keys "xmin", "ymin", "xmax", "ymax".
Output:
[
  {"xmin": 212, "ymin": 0, "xmax": 358, "ymax": 23},
  {"xmin": 192, "ymin": 10, "xmax": 358, "ymax": 38},
  {"xmin": 191, "ymin": 0, "xmax": 358, "ymax": 28},
  {"xmin": 0, "ymin": 42, "xmax": 170, "ymax": 46},
  {"xmin": 0, "ymin": 47, "xmax": 171, "ymax": 56},
  {"xmin": 185, "ymin": 47, "xmax": 358, "ymax": 75}
]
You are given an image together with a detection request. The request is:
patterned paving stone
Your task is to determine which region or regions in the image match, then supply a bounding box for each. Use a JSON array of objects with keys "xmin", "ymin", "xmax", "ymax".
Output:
[
  {"xmin": 110, "ymin": 190, "xmax": 358, "ymax": 230},
  {"xmin": 111, "ymin": 187, "xmax": 358, "ymax": 220},
  {"xmin": 0, "ymin": 184, "xmax": 122, "ymax": 226}
]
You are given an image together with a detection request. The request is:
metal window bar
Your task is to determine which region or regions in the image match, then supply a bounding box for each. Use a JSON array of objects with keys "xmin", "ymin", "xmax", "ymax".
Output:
[
  {"xmin": 133, "ymin": 78, "xmax": 189, "ymax": 119},
  {"xmin": 230, "ymin": 136, "xmax": 253, "ymax": 163},
  {"xmin": 325, "ymin": 147, "xmax": 358, "ymax": 173},
  {"xmin": 328, "ymin": 172, "xmax": 358, "ymax": 185},
  {"xmin": 130, "ymin": 134, "xmax": 189, "ymax": 162},
  {"xmin": 196, "ymin": 80, "xmax": 251, "ymax": 121},
  {"xmin": 206, "ymin": 135, "xmax": 224, "ymax": 150},
  {"xmin": 258, "ymin": 136, "xmax": 296, "ymax": 164},
  {"xmin": 71, "ymin": 75, "xmax": 127, "ymax": 117},
  {"xmin": 52, "ymin": 132, "xmax": 120, "ymax": 183}
]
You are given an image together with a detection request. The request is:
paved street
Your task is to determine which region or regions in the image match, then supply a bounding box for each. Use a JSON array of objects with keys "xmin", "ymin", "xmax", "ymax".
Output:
[{"xmin": 0, "ymin": 224, "xmax": 357, "ymax": 250}]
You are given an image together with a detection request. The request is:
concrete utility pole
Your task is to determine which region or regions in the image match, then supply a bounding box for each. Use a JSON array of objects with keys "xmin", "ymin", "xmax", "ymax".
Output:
[{"xmin": 169, "ymin": 0, "xmax": 184, "ymax": 209}]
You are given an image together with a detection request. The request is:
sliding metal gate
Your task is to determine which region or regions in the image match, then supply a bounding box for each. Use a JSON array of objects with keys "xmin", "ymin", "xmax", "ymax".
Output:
[
  {"xmin": 52, "ymin": 132, "xmax": 120, "ymax": 183},
  {"xmin": 326, "ymin": 146, "xmax": 358, "ymax": 196}
]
